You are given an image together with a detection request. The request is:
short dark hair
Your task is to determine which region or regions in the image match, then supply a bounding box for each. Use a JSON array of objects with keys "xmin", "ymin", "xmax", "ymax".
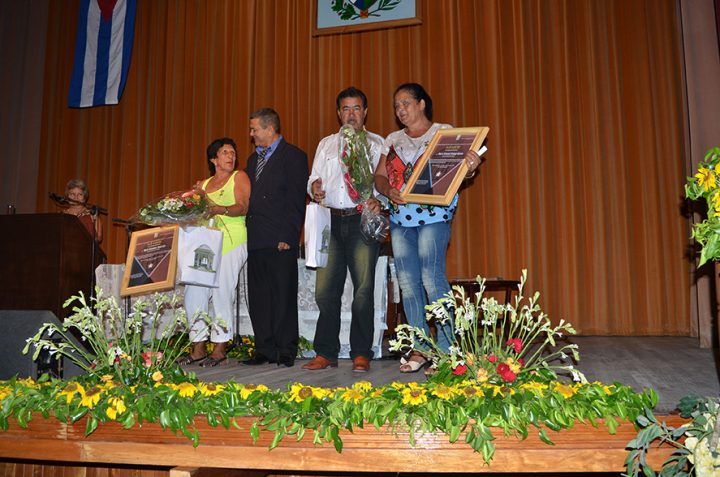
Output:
[
  {"xmin": 394, "ymin": 82, "xmax": 433, "ymax": 121},
  {"xmin": 206, "ymin": 137, "xmax": 237, "ymax": 175},
  {"xmin": 250, "ymin": 108, "xmax": 281, "ymax": 134},
  {"xmin": 64, "ymin": 179, "xmax": 89, "ymax": 202},
  {"xmin": 336, "ymin": 86, "xmax": 368, "ymax": 110}
]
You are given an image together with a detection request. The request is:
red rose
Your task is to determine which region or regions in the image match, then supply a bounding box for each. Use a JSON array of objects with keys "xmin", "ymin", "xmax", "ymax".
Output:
[
  {"xmin": 452, "ymin": 364, "xmax": 468, "ymax": 375},
  {"xmin": 497, "ymin": 362, "xmax": 509, "ymax": 374},
  {"xmin": 487, "ymin": 354, "xmax": 498, "ymax": 363}
]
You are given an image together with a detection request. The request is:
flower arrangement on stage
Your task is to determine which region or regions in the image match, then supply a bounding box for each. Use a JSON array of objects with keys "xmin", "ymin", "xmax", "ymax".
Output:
[
  {"xmin": 685, "ymin": 146, "xmax": 720, "ymax": 266},
  {"xmin": 0, "ymin": 278, "xmax": 657, "ymax": 464},
  {"xmin": 135, "ymin": 191, "xmax": 214, "ymax": 226},
  {"xmin": 625, "ymin": 395, "xmax": 720, "ymax": 477},
  {"xmin": 22, "ymin": 289, "xmax": 205, "ymax": 385},
  {"xmin": 390, "ymin": 270, "xmax": 582, "ymax": 385},
  {"xmin": 338, "ymin": 124, "xmax": 389, "ymax": 242}
]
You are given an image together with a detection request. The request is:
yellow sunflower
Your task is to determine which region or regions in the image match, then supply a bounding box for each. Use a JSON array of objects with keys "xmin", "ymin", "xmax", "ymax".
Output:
[
  {"xmin": 431, "ymin": 384, "xmax": 457, "ymax": 400},
  {"xmin": 520, "ymin": 381, "xmax": 548, "ymax": 395},
  {"xmin": 288, "ymin": 383, "xmax": 315, "ymax": 403},
  {"xmin": 401, "ymin": 388, "xmax": 427, "ymax": 406},
  {"xmin": 239, "ymin": 383, "xmax": 269, "ymax": 400},
  {"xmin": 340, "ymin": 388, "xmax": 364, "ymax": 404},
  {"xmin": 696, "ymin": 167, "xmax": 717, "ymax": 192},
  {"xmin": 554, "ymin": 383, "xmax": 576, "ymax": 398},
  {"xmin": 462, "ymin": 385, "xmax": 485, "ymax": 398},
  {"xmin": 352, "ymin": 381, "xmax": 372, "ymax": 393},
  {"xmin": 80, "ymin": 386, "xmax": 103, "ymax": 408},
  {"xmin": 58, "ymin": 382, "xmax": 85, "ymax": 404},
  {"xmin": 177, "ymin": 382, "xmax": 199, "ymax": 398},
  {"xmin": 199, "ymin": 382, "xmax": 225, "ymax": 396},
  {"xmin": 106, "ymin": 396, "xmax": 127, "ymax": 420}
]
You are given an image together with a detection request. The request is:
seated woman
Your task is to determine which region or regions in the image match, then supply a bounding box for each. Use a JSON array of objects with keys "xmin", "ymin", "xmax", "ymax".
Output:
[
  {"xmin": 180, "ymin": 137, "xmax": 251, "ymax": 367},
  {"xmin": 63, "ymin": 179, "xmax": 103, "ymax": 243}
]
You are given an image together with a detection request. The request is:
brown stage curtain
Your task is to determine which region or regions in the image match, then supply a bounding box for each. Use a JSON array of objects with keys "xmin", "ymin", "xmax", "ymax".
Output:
[{"xmin": 36, "ymin": 0, "xmax": 689, "ymax": 335}]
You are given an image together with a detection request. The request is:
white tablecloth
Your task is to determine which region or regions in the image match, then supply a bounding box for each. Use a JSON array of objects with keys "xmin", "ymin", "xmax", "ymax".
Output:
[{"xmin": 96, "ymin": 257, "xmax": 391, "ymax": 358}]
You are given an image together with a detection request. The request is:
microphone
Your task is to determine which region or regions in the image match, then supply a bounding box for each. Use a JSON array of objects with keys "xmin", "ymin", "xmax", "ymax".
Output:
[{"xmin": 49, "ymin": 192, "xmax": 68, "ymax": 204}]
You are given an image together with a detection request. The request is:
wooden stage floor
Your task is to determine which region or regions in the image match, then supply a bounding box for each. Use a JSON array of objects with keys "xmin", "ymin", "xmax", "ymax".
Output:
[{"xmin": 189, "ymin": 336, "xmax": 720, "ymax": 414}]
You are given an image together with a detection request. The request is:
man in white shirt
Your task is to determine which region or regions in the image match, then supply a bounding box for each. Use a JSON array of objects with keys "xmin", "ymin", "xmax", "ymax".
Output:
[{"xmin": 302, "ymin": 87, "xmax": 383, "ymax": 373}]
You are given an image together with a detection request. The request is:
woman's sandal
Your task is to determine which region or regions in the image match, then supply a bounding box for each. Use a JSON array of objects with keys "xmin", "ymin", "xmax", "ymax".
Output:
[
  {"xmin": 399, "ymin": 354, "xmax": 430, "ymax": 373},
  {"xmin": 199, "ymin": 356, "xmax": 227, "ymax": 368},
  {"xmin": 176, "ymin": 354, "xmax": 207, "ymax": 366}
]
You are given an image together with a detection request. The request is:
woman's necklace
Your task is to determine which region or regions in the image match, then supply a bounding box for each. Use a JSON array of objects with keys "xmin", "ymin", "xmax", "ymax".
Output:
[{"xmin": 208, "ymin": 173, "xmax": 231, "ymax": 197}]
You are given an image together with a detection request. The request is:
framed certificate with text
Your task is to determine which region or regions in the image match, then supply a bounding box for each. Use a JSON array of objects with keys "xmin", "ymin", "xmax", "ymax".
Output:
[
  {"xmin": 400, "ymin": 127, "xmax": 489, "ymax": 206},
  {"xmin": 121, "ymin": 225, "xmax": 179, "ymax": 296}
]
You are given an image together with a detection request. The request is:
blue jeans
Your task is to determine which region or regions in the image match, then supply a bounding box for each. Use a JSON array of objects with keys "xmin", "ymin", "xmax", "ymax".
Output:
[
  {"xmin": 314, "ymin": 214, "xmax": 380, "ymax": 360},
  {"xmin": 391, "ymin": 221, "xmax": 453, "ymax": 352}
]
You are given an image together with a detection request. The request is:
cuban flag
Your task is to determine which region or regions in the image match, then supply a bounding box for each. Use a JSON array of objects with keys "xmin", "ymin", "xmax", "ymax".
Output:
[{"xmin": 68, "ymin": 0, "xmax": 136, "ymax": 108}]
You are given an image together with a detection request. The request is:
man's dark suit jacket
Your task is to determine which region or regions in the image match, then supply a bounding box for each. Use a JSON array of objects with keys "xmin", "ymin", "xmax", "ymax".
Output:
[{"xmin": 245, "ymin": 138, "xmax": 309, "ymax": 251}]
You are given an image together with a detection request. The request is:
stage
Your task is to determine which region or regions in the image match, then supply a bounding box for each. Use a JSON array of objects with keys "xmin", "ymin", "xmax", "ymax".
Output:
[
  {"xmin": 190, "ymin": 336, "xmax": 720, "ymax": 414},
  {"xmin": 0, "ymin": 336, "xmax": 714, "ymax": 476}
]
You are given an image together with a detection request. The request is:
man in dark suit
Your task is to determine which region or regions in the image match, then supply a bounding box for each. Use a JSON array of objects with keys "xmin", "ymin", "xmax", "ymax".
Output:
[{"xmin": 243, "ymin": 108, "xmax": 309, "ymax": 367}]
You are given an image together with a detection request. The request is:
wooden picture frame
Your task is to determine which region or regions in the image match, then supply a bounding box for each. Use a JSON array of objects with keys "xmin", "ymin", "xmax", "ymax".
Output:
[
  {"xmin": 313, "ymin": 0, "xmax": 421, "ymax": 36},
  {"xmin": 400, "ymin": 127, "xmax": 489, "ymax": 206},
  {"xmin": 121, "ymin": 225, "xmax": 179, "ymax": 296}
]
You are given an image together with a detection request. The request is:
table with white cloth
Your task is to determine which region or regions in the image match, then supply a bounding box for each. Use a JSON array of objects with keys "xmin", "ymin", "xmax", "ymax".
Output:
[{"xmin": 96, "ymin": 256, "xmax": 392, "ymax": 359}]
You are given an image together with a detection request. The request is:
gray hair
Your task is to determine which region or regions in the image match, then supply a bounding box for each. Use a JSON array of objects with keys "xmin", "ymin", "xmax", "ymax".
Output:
[
  {"xmin": 64, "ymin": 179, "xmax": 89, "ymax": 201},
  {"xmin": 250, "ymin": 108, "xmax": 281, "ymax": 134}
]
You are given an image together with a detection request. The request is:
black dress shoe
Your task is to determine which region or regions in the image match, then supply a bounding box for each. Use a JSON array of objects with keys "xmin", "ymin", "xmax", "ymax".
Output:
[
  {"xmin": 277, "ymin": 355, "xmax": 295, "ymax": 367},
  {"xmin": 242, "ymin": 354, "xmax": 272, "ymax": 365}
]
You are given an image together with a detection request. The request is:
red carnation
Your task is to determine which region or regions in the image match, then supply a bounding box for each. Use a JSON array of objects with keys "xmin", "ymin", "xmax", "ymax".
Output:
[
  {"xmin": 487, "ymin": 354, "xmax": 498, "ymax": 363},
  {"xmin": 452, "ymin": 364, "xmax": 468, "ymax": 375},
  {"xmin": 497, "ymin": 362, "xmax": 509, "ymax": 374},
  {"xmin": 506, "ymin": 338, "xmax": 523, "ymax": 353},
  {"xmin": 501, "ymin": 370, "xmax": 517, "ymax": 383}
]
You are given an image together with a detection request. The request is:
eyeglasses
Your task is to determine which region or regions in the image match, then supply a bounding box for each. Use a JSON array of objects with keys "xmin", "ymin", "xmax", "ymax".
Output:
[{"xmin": 218, "ymin": 149, "xmax": 236, "ymax": 157}]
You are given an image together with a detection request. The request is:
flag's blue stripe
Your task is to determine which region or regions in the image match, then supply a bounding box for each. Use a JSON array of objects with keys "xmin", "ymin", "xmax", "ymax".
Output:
[
  {"xmin": 93, "ymin": 12, "xmax": 112, "ymax": 106},
  {"xmin": 68, "ymin": 0, "xmax": 91, "ymax": 108},
  {"xmin": 119, "ymin": 0, "xmax": 137, "ymax": 98}
]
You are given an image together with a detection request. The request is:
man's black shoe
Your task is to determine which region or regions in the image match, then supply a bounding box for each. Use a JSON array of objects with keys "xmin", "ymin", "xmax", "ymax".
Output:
[
  {"xmin": 242, "ymin": 354, "xmax": 273, "ymax": 365},
  {"xmin": 277, "ymin": 355, "xmax": 295, "ymax": 367}
]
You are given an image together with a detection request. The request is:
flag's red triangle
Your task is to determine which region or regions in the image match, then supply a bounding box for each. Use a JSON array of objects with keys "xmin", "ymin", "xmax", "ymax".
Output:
[{"xmin": 97, "ymin": 0, "xmax": 118, "ymax": 23}]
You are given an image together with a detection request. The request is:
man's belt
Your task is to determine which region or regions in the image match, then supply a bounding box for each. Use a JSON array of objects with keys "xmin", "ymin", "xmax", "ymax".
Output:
[{"xmin": 329, "ymin": 207, "xmax": 360, "ymax": 217}]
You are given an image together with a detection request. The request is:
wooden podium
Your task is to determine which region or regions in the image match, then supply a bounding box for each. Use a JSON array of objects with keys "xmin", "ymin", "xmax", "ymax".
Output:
[{"xmin": 0, "ymin": 214, "xmax": 106, "ymax": 319}]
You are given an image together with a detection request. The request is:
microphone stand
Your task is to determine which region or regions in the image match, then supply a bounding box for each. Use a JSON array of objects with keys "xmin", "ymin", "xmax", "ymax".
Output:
[{"xmin": 86, "ymin": 203, "xmax": 107, "ymax": 301}]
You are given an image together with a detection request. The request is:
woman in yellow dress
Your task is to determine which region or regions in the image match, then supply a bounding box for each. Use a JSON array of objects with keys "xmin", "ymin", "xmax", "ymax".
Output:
[{"xmin": 180, "ymin": 138, "xmax": 251, "ymax": 367}]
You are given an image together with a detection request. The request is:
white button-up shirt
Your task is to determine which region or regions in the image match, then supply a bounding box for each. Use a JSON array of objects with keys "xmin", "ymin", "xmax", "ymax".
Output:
[{"xmin": 307, "ymin": 127, "xmax": 384, "ymax": 209}]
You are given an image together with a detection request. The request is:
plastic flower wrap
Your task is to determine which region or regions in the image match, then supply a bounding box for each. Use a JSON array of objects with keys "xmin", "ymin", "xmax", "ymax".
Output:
[
  {"xmin": 133, "ymin": 191, "xmax": 215, "ymax": 226},
  {"xmin": 338, "ymin": 124, "xmax": 389, "ymax": 242}
]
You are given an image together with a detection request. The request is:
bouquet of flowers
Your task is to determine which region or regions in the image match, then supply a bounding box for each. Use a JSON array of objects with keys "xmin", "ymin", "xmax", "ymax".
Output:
[
  {"xmin": 133, "ymin": 191, "xmax": 215, "ymax": 226},
  {"xmin": 685, "ymin": 146, "xmax": 720, "ymax": 266},
  {"xmin": 338, "ymin": 124, "xmax": 389, "ymax": 242},
  {"xmin": 389, "ymin": 270, "xmax": 584, "ymax": 386}
]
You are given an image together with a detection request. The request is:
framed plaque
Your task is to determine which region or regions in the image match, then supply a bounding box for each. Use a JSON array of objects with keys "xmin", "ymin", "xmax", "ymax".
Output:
[
  {"xmin": 313, "ymin": 0, "xmax": 421, "ymax": 36},
  {"xmin": 400, "ymin": 127, "xmax": 489, "ymax": 206},
  {"xmin": 121, "ymin": 225, "xmax": 179, "ymax": 296}
]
